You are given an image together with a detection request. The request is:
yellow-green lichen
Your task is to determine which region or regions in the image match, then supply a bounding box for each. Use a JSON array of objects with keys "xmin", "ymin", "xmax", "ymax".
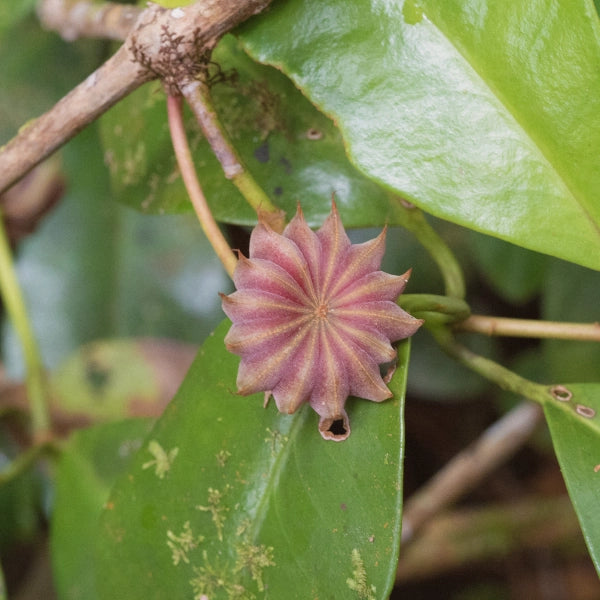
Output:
[
  {"xmin": 142, "ymin": 440, "xmax": 178, "ymax": 479},
  {"xmin": 167, "ymin": 521, "xmax": 204, "ymax": 566},
  {"xmin": 196, "ymin": 486, "xmax": 231, "ymax": 541},
  {"xmin": 346, "ymin": 548, "xmax": 376, "ymax": 600},
  {"xmin": 234, "ymin": 543, "xmax": 275, "ymax": 592}
]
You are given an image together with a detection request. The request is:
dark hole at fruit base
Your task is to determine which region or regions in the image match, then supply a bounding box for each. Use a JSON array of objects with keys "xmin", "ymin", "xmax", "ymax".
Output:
[{"xmin": 328, "ymin": 418, "xmax": 347, "ymax": 436}]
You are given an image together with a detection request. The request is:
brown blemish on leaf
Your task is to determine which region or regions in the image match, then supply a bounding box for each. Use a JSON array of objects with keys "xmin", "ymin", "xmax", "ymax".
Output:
[
  {"xmin": 594, "ymin": 464, "xmax": 600, "ymax": 473},
  {"xmin": 306, "ymin": 127, "xmax": 323, "ymax": 140},
  {"xmin": 550, "ymin": 385, "xmax": 572, "ymax": 402},
  {"xmin": 575, "ymin": 404, "xmax": 596, "ymax": 419}
]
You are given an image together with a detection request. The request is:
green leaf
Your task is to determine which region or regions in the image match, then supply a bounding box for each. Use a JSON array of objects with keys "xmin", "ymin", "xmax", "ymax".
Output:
[
  {"xmin": 100, "ymin": 35, "xmax": 400, "ymax": 227},
  {"xmin": 95, "ymin": 321, "xmax": 409, "ymax": 599},
  {"xmin": 51, "ymin": 419, "xmax": 154, "ymax": 600},
  {"xmin": 543, "ymin": 384, "xmax": 600, "ymax": 576},
  {"xmin": 238, "ymin": 0, "xmax": 600, "ymax": 270},
  {"xmin": 468, "ymin": 231, "xmax": 548, "ymax": 305},
  {"xmin": 49, "ymin": 339, "xmax": 194, "ymax": 423}
]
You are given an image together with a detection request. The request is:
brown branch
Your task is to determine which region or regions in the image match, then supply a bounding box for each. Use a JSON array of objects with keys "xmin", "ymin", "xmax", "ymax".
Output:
[
  {"xmin": 0, "ymin": 0, "xmax": 274, "ymax": 195},
  {"xmin": 401, "ymin": 401, "xmax": 544, "ymax": 545},
  {"xmin": 37, "ymin": 0, "xmax": 142, "ymax": 41}
]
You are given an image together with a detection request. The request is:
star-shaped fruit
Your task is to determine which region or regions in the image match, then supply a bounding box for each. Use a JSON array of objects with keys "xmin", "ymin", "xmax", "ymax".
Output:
[{"xmin": 221, "ymin": 202, "xmax": 423, "ymax": 441}]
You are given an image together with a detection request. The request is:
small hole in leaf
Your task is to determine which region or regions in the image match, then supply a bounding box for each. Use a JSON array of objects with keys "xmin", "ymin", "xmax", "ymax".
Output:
[{"xmin": 550, "ymin": 385, "xmax": 572, "ymax": 402}]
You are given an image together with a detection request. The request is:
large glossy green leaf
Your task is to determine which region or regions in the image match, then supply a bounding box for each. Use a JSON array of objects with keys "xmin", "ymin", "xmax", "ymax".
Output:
[
  {"xmin": 51, "ymin": 419, "xmax": 154, "ymax": 600},
  {"xmin": 95, "ymin": 321, "xmax": 409, "ymax": 599},
  {"xmin": 543, "ymin": 384, "xmax": 600, "ymax": 576},
  {"xmin": 238, "ymin": 0, "xmax": 600, "ymax": 270},
  {"xmin": 100, "ymin": 35, "xmax": 400, "ymax": 227}
]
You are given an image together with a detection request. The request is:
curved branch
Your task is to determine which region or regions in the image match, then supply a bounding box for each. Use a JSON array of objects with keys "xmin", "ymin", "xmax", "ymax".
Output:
[{"xmin": 0, "ymin": 0, "xmax": 274, "ymax": 194}]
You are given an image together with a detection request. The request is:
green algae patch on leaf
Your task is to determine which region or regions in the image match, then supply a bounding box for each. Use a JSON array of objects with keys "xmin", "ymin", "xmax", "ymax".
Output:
[
  {"xmin": 238, "ymin": 0, "xmax": 600, "ymax": 270},
  {"xmin": 100, "ymin": 35, "xmax": 399, "ymax": 228},
  {"xmin": 51, "ymin": 419, "xmax": 154, "ymax": 600},
  {"xmin": 544, "ymin": 384, "xmax": 600, "ymax": 576},
  {"xmin": 94, "ymin": 321, "xmax": 409, "ymax": 599}
]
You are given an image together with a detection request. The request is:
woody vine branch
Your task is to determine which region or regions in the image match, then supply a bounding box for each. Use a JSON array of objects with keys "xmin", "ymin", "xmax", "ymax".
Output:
[{"xmin": 0, "ymin": 0, "xmax": 274, "ymax": 195}]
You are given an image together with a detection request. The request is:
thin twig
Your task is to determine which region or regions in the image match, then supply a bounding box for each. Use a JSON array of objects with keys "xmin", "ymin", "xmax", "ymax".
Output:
[
  {"xmin": 401, "ymin": 401, "xmax": 544, "ymax": 545},
  {"xmin": 180, "ymin": 78, "xmax": 285, "ymax": 232},
  {"xmin": 457, "ymin": 314, "xmax": 600, "ymax": 342},
  {"xmin": 167, "ymin": 95, "xmax": 237, "ymax": 279},
  {"xmin": 397, "ymin": 495, "xmax": 584, "ymax": 582}
]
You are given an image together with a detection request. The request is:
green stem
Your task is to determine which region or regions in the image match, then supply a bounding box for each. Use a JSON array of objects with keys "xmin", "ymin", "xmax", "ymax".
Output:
[
  {"xmin": 391, "ymin": 197, "xmax": 466, "ymax": 299},
  {"xmin": 430, "ymin": 325, "xmax": 550, "ymax": 404},
  {"xmin": 0, "ymin": 211, "xmax": 50, "ymax": 441},
  {"xmin": 179, "ymin": 78, "xmax": 285, "ymax": 232}
]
